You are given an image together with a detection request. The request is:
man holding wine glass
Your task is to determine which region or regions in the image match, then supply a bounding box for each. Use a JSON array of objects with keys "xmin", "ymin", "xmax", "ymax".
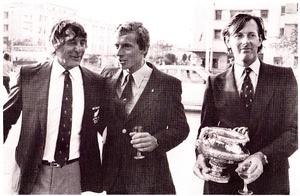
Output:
[
  {"xmin": 101, "ymin": 21, "xmax": 190, "ymax": 194},
  {"xmin": 193, "ymin": 13, "xmax": 298, "ymax": 194}
]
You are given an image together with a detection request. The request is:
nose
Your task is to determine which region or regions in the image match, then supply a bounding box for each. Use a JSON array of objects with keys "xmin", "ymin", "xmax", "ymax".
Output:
[
  {"xmin": 241, "ymin": 36, "xmax": 250, "ymax": 44},
  {"xmin": 116, "ymin": 46, "xmax": 124, "ymax": 57}
]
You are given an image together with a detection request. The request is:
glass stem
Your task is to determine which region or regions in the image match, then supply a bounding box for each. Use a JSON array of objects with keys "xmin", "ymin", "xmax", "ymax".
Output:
[{"xmin": 243, "ymin": 182, "xmax": 248, "ymax": 193}]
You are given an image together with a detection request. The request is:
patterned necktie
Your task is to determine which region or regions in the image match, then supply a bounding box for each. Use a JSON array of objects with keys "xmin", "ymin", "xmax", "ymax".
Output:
[
  {"xmin": 240, "ymin": 67, "xmax": 254, "ymax": 113},
  {"xmin": 54, "ymin": 70, "xmax": 72, "ymax": 167}
]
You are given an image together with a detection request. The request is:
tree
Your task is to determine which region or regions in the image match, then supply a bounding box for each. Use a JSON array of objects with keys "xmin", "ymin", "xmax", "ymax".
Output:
[{"xmin": 270, "ymin": 27, "xmax": 297, "ymax": 67}]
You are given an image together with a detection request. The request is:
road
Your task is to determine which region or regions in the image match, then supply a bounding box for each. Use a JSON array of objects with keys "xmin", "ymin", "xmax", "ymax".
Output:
[{"xmin": 167, "ymin": 111, "xmax": 203, "ymax": 194}]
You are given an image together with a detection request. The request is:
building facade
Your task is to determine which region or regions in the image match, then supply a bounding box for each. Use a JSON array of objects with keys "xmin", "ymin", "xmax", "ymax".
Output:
[
  {"xmin": 190, "ymin": 1, "xmax": 298, "ymax": 74},
  {"xmin": 3, "ymin": 1, "xmax": 115, "ymax": 69}
]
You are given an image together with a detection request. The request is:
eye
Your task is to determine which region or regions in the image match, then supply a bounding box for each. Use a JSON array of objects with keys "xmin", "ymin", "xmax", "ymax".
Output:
[
  {"xmin": 123, "ymin": 43, "xmax": 131, "ymax": 48},
  {"xmin": 115, "ymin": 44, "xmax": 119, "ymax": 49},
  {"xmin": 249, "ymin": 33, "xmax": 257, "ymax": 38},
  {"xmin": 80, "ymin": 40, "xmax": 87, "ymax": 47},
  {"xmin": 234, "ymin": 33, "xmax": 243, "ymax": 38},
  {"xmin": 66, "ymin": 40, "xmax": 77, "ymax": 45}
]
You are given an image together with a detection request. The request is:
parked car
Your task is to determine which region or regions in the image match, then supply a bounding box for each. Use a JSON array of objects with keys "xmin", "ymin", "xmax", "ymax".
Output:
[{"xmin": 157, "ymin": 65, "xmax": 209, "ymax": 111}]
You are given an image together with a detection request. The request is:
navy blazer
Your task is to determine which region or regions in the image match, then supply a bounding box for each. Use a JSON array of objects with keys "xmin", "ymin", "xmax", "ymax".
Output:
[
  {"xmin": 101, "ymin": 62, "xmax": 190, "ymax": 194},
  {"xmin": 3, "ymin": 60, "xmax": 106, "ymax": 194},
  {"xmin": 198, "ymin": 62, "xmax": 298, "ymax": 194}
]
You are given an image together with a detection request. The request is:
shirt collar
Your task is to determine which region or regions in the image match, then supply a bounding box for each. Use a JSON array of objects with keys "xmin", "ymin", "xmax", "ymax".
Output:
[
  {"xmin": 132, "ymin": 61, "xmax": 152, "ymax": 87},
  {"xmin": 234, "ymin": 57, "xmax": 260, "ymax": 78},
  {"xmin": 121, "ymin": 61, "xmax": 152, "ymax": 87},
  {"xmin": 52, "ymin": 57, "xmax": 81, "ymax": 80}
]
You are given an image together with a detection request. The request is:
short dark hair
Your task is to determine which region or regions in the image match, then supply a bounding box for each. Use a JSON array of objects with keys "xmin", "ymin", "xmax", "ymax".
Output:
[
  {"xmin": 116, "ymin": 21, "xmax": 150, "ymax": 56},
  {"xmin": 222, "ymin": 13, "xmax": 266, "ymax": 53},
  {"xmin": 49, "ymin": 19, "xmax": 87, "ymax": 52}
]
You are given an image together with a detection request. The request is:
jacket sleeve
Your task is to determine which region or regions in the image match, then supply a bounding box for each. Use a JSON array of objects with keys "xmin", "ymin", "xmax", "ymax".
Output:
[
  {"xmin": 195, "ymin": 76, "xmax": 219, "ymax": 156},
  {"xmin": 260, "ymin": 68, "xmax": 298, "ymax": 161},
  {"xmin": 154, "ymin": 78, "xmax": 190, "ymax": 154},
  {"xmin": 3, "ymin": 69, "xmax": 22, "ymax": 143}
]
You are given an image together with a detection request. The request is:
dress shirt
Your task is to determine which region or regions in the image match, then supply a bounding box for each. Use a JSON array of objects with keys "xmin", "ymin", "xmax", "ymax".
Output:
[
  {"xmin": 117, "ymin": 61, "xmax": 152, "ymax": 114},
  {"xmin": 234, "ymin": 57, "xmax": 260, "ymax": 95},
  {"xmin": 43, "ymin": 58, "xmax": 84, "ymax": 161}
]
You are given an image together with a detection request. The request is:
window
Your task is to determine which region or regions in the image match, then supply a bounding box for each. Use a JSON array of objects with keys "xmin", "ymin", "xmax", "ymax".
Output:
[
  {"xmin": 214, "ymin": 29, "xmax": 222, "ymax": 40},
  {"xmin": 3, "ymin": 36, "xmax": 9, "ymax": 44},
  {"xmin": 281, "ymin": 6, "xmax": 286, "ymax": 15},
  {"xmin": 215, "ymin": 10, "xmax": 222, "ymax": 20},
  {"xmin": 279, "ymin": 28, "xmax": 284, "ymax": 37},
  {"xmin": 230, "ymin": 10, "xmax": 251, "ymax": 18},
  {"xmin": 4, "ymin": 11, "xmax": 8, "ymax": 19},
  {"xmin": 4, "ymin": 24, "xmax": 9, "ymax": 32},
  {"xmin": 212, "ymin": 59, "xmax": 218, "ymax": 69},
  {"xmin": 274, "ymin": 57, "xmax": 283, "ymax": 66},
  {"xmin": 261, "ymin": 10, "xmax": 268, "ymax": 19}
]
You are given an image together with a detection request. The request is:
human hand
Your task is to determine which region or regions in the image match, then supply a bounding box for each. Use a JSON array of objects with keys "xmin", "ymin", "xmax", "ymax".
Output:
[
  {"xmin": 129, "ymin": 132, "xmax": 158, "ymax": 152},
  {"xmin": 193, "ymin": 153, "xmax": 211, "ymax": 181},
  {"xmin": 235, "ymin": 152, "xmax": 264, "ymax": 184}
]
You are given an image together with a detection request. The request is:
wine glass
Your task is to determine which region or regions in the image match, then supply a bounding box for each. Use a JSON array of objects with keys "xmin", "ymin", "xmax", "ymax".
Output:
[
  {"xmin": 133, "ymin": 126, "xmax": 145, "ymax": 160},
  {"xmin": 238, "ymin": 164, "xmax": 253, "ymax": 195}
]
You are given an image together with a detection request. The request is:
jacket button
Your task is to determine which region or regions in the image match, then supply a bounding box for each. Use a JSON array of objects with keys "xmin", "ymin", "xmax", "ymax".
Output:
[{"xmin": 122, "ymin": 129, "xmax": 127, "ymax": 134}]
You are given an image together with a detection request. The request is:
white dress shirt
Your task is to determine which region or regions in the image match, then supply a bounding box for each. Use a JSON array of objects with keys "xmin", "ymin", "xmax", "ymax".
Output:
[
  {"xmin": 43, "ymin": 58, "xmax": 84, "ymax": 161},
  {"xmin": 234, "ymin": 57, "xmax": 260, "ymax": 95},
  {"xmin": 117, "ymin": 62, "xmax": 152, "ymax": 114}
]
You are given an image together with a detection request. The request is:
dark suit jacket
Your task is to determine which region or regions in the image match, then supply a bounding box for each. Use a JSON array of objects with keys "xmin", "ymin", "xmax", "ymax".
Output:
[
  {"xmin": 198, "ymin": 62, "xmax": 298, "ymax": 194},
  {"xmin": 3, "ymin": 60, "xmax": 106, "ymax": 194},
  {"xmin": 101, "ymin": 62, "xmax": 190, "ymax": 194}
]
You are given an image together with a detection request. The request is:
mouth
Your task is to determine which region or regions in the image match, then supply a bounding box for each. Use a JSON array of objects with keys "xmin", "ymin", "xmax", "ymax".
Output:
[
  {"xmin": 119, "ymin": 60, "xmax": 127, "ymax": 64},
  {"xmin": 70, "ymin": 55, "xmax": 82, "ymax": 61}
]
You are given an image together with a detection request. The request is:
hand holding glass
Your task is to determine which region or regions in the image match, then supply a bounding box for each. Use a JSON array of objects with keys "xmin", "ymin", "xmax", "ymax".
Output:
[
  {"xmin": 238, "ymin": 163, "xmax": 253, "ymax": 195},
  {"xmin": 133, "ymin": 126, "xmax": 145, "ymax": 160}
]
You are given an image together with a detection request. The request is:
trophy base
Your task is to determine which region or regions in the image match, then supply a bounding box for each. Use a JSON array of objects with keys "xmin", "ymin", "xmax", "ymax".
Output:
[
  {"xmin": 203, "ymin": 170, "xmax": 229, "ymax": 183},
  {"xmin": 134, "ymin": 155, "xmax": 145, "ymax": 160}
]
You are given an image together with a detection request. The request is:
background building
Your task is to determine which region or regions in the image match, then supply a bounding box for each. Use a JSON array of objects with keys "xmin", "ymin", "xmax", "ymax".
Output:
[
  {"xmin": 190, "ymin": 0, "xmax": 298, "ymax": 74},
  {"xmin": 3, "ymin": 1, "xmax": 115, "ymax": 71}
]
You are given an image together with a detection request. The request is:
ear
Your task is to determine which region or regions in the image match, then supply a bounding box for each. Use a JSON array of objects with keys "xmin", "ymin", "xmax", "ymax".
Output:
[
  {"xmin": 258, "ymin": 35, "xmax": 263, "ymax": 47},
  {"xmin": 224, "ymin": 36, "xmax": 231, "ymax": 50}
]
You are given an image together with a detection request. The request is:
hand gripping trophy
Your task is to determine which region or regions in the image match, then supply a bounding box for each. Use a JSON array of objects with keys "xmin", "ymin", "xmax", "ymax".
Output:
[{"xmin": 196, "ymin": 127, "xmax": 250, "ymax": 183}]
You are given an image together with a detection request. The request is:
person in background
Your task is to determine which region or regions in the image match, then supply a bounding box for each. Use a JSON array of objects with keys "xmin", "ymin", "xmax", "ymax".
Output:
[
  {"xmin": 193, "ymin": 13, "xmax": 297, "ymax": 194},
  {"xmin": 101, "ymin": 21, "xmax": 189, "ymax": 194},
  {"xmin": 3, "ymin": 19, "xmax": 106, "ymax": 194},
  {"xmin": 3, "ymin": 52, "xmax": 12, "ymax": 94}
]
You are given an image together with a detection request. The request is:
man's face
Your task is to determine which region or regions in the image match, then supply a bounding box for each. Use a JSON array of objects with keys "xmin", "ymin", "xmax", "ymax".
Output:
[
  {"xmin": 55, "ymin": 37, "xmax": 87, "ymax": 70},
  {"xmin": 225, "ymin": 19, "xmax": 262, "ymax": 67},
  {"xmin": 115, "ymin": 32, "xmax": 146, "ymax": 73}
]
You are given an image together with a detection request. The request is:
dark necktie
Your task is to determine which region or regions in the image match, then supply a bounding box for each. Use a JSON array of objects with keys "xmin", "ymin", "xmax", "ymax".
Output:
[
  {"xmin": 119, "ymin": 73, "xmax": 133, "ymax": 115},
  {"xmin": 54, "ymin": 70, "xmax": 72, "ymax": 167},
  {"xmin": 240, "ymin": 67, "xmax": 254, "ymax": 113},
  {"xmin": 121, "ymin": 74, "xmax": 133, "ymax": 103}
]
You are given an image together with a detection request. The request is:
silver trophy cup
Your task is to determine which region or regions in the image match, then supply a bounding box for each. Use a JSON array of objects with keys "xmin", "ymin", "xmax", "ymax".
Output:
[{"xmin": 196, "ymin": 127, "xmax": 250, "ymax": 183}]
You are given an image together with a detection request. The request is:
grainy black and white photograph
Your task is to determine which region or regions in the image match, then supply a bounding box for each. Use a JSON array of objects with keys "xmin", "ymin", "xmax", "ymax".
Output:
[{"xmin": 1, "ymin": 0, "xmax": 299, "ymax": 195}]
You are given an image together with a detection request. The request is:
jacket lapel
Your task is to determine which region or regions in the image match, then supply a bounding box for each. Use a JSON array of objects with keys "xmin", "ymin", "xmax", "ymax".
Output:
[
  {"xmin": 38, "ymin": 61, "xmax": 52, "ymax": 139},
  {"xmin": 249, "ymin": 63, "xmax": 275, "ymax": 135},
  {"xmin": 126, "ymin": 67, "xmax": 160, "ymax": 122}
]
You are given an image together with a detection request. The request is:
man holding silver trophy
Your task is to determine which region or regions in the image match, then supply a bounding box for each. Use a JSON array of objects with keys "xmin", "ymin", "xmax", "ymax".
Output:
[{"xmin": 194, "ymin": 13, "xmax": 298, "ymax": 194}]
